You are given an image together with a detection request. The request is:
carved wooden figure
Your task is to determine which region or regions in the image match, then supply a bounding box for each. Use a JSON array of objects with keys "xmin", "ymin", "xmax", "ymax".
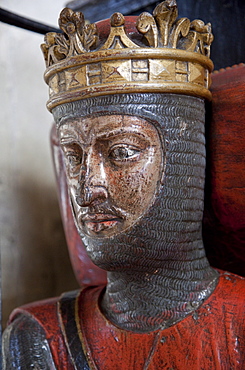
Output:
[{"xmin": 3, "ymin": 1, "xmax": 245, "ymax": 369}]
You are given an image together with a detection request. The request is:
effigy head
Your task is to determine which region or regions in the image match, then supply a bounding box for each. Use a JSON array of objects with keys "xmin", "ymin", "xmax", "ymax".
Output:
[{"xmin": 42, "ymin": 1, "xmax": 213, "ymax": 271}]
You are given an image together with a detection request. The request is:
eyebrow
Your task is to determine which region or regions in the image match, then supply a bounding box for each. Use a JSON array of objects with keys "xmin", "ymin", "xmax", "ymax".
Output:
[
  {"xmin": 59, "ymin": 123, "xmax": 150, "ymax": 146},
  {"xmin": 59, "ymin": 137, "xmax": 78, "ymax": 146},
  {"xmin": 59, "ymin": 126, "xmax": 82, "ymax": 145},
  {"xmin": 96, "ymin": 128, "xmax": 149, "ymax": 141}
]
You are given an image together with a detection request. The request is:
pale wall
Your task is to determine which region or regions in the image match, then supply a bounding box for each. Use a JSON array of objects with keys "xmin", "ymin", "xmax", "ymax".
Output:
[{"xmin": 0, "ymin": 1, "xmax": 78, "ymax": 328}]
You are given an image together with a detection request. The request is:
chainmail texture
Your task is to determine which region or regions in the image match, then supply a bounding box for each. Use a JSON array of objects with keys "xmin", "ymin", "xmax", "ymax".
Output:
[
  {"xmin": 53, "ymin": 93, "xmax": 218, "ymax": 332},
  {"xmin": 2, "ymin": 314, "xmax": 56, "ymax": 369}
]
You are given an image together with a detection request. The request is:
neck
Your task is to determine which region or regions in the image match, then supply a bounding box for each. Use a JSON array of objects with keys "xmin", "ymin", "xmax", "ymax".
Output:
[{"xmin": 100, "ymin": 242, "xmax": 218, "ymax": 333}]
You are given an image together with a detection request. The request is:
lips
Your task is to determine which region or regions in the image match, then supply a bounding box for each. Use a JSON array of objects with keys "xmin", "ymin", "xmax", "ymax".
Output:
[
  {"xmin": 82, "ymin": 213, "xmax": 118, "ymax": 221},
  {"xmin": 82, "ymin": 213, "xmax": 121, "ymax": 233}
]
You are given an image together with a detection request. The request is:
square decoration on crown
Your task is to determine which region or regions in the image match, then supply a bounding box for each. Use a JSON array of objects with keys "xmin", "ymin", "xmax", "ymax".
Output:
[
  {"xmin": 149, "ymin": 59, "xmax": 176, "ymax": 83},
  {"xmin": 101, "ymin": 60, "xmax": 131, "ymax": 83}
]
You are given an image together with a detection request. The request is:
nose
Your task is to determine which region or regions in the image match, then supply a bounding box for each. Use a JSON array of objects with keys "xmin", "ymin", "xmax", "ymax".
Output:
[
  {"xmin": 76, "ymin": 149, "xmax": 108, "ymax": 207},
  {"xmin": 76, "ymin": 185, "xmax": 108, "ymax": 207}
]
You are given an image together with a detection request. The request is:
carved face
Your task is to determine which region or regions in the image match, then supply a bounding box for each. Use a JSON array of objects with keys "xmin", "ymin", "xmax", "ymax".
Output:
[{"xmin": 58, "ymin": 115, "xmax": 163, "ymax": 239}]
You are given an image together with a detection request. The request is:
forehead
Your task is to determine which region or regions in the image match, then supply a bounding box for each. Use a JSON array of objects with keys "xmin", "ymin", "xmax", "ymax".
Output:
[{"xmin": 58, "ymin": 114, "xmax": 159, "ymax": 142}]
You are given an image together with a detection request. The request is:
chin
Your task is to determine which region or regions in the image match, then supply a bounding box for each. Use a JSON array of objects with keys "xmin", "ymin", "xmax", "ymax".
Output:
[{"xmin": 79, "ymin": 233, "xmax": 139, "ymax": 271}]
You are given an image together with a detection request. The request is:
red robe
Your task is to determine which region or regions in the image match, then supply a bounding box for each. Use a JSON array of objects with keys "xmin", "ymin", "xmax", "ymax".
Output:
[{"xmin": 3, "ymin": 271, "xmax": 245, "ymax": 369}]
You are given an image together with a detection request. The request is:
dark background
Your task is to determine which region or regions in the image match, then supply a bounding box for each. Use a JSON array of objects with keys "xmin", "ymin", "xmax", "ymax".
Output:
[{"xmin": 67, "ymin": 0, "xmax": 245, "ymax": 70}]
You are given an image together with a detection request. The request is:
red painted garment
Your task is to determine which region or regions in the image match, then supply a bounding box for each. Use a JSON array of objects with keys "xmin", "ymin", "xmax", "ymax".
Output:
[
  {"xmin": 5, "ymin": 270, "xmax": 245, "ymax": 369},
  {"xmin": 80, "ymin": 271, "xmax": 245, "ymax": 369}
]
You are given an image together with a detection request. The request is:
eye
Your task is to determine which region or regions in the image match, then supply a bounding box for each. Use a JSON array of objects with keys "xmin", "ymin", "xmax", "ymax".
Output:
[
  {"xmin": 61, "ymin": 143, "xmax": 83, "ymax": 170},
  {"xmin": 67, "ymin": 153, "xmax": 81, "ymax": 167},
  {"xmin": 63, "ymin": 149, "xmax": 83, "ymax": 174},
  {"xmin": 109, "ymin": 145, "xmax": 141, "ymax": 161}
]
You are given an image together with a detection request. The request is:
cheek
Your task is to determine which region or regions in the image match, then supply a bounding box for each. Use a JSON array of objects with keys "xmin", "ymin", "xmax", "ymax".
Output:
[
  {"xmin": 66, "ymin": 177, "xmax": 79, "ymax": 211},
  {"xmin": 67, "ymin": 177, "xmax": 78, "ymax": 196},
  {"xmin": 108, "ymin": 162, "xmax": 159, "ymax": 213}
]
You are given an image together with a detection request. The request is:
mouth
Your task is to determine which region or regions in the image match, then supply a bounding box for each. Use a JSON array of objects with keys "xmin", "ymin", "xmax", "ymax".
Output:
[{"xmin": 82, "ymin": 213, "xmax": 122, "ymax": 233}]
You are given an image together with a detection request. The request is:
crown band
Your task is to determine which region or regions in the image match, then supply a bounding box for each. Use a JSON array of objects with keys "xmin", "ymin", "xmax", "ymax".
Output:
[{"xmin": 42, "ymin": 1, "xmax": 214, "ymax": 111}]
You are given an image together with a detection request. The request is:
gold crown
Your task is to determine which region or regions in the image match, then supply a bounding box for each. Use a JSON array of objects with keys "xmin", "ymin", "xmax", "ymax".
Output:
[{"xmin": 41, "ymin": 0, "xmax": 214, "ymax": 111}]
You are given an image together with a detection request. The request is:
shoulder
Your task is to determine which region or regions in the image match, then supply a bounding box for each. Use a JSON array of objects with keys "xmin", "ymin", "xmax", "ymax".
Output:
[
  {"xmin": 8, "ymin": 289, "xmax": 81, "ymax": 333},
  {"xmin": 201, "ymin": 270, "xmax": 245, "ymax": 331},
  {"xmin": 215, "ymin": 270, "xmax": 245, "ymax": 305},
  {"xmin": 3, "ymin": 290, "xmax": 81, "ymax": 370}
]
